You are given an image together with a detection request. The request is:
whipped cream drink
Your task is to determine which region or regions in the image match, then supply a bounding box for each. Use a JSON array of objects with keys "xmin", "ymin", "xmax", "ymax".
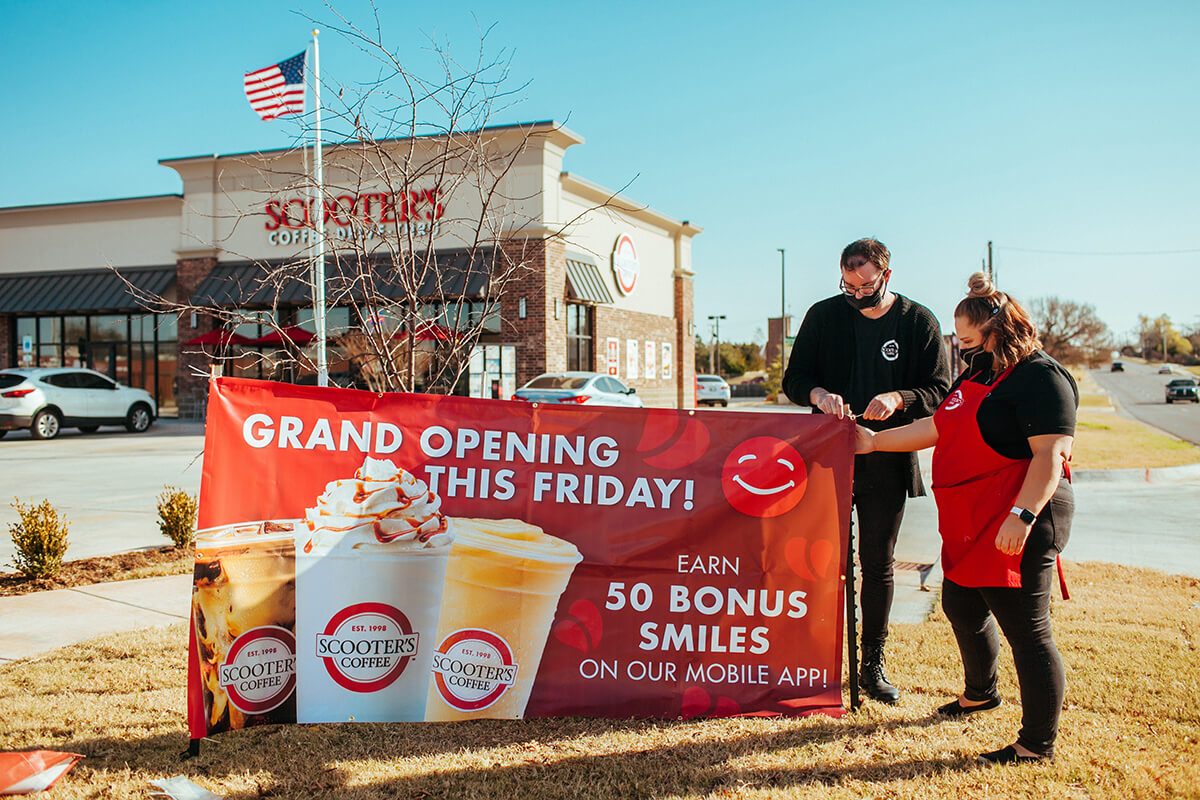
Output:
[
  {"xmin": 426, "ymin": 518, "xmax": 582, "ymax": 721},
  {"xmin": 295, "ymin": 457, "xmax": 453, "ymax": 723},
  {"xmin": 192, "ymin": 521, "xmax": 297, "ymax": 734}
]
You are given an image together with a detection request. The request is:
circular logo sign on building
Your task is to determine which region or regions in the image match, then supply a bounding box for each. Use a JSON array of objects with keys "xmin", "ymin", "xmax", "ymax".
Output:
[
  {"xmin": 431, "ymin": 628, "xmax": 519, "ymax": 712},
  {"xmin": 218, "ymin": 626, "xmax": 297, "ymax": 715},
  {"xmin": 611, "ymin": 234, "xmax": 640, "ymax": 295},
  {"xmin": 315, "ymin": 602, "xmax": 419, "ymax": 693}
]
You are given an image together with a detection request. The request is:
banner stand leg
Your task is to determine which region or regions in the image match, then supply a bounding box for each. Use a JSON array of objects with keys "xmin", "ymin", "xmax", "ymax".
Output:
[
  {"xmin": 182, "ymin": 739, "xmax": 201, "ymax": 760},
  {"xmin": 846, "ymin": 510, "xmax": 861, "ymax": 712}
]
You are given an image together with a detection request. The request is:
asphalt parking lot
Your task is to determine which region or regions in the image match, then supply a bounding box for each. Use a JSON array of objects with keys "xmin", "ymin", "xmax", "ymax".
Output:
[
  {"xmin": 2, "ymin": 402, "xmax": 1199, "ymax": 581},
  {"xmin": 0, "ymin": 419, "xmax": 206, "ymax": 566}
]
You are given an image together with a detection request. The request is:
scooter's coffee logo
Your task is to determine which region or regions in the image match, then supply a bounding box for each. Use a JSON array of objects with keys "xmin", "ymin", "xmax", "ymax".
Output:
[
  {"xmin": 316, "ymin": 602, "xmax": 418, "ymax": 693},
  {"xmin": 943, "ymin": 389, "xmax": 964, "ymax": 411},
  {"xmin": 219, "ymin": 626, "xmax": 297, "ymax": 714},
  {"xmin": 431, "ymin": 629, "xmax": 519, "ymax": 712}
]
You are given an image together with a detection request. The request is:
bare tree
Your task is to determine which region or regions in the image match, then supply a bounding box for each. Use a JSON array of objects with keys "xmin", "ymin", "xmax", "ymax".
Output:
[
  {"xmin": 1029, "ymin": 297, "xmax": 1111, "ymax": 367},
  {"xmin": 126, "ymin": 8, "xmax": 621, "ymax": 400}
]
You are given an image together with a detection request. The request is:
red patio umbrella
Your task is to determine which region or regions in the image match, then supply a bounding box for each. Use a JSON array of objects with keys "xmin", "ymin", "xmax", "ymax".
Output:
[
  {"xmin": 183, "ymin": 329, "xmax": 253, "ymax": 347},
  {"xmin": 393, "ymin": 322, "xmax": 459, "ymax": 342},
  {"xmin": 249, "ymin": 325, "xmax": 317, "ymax": 346}
]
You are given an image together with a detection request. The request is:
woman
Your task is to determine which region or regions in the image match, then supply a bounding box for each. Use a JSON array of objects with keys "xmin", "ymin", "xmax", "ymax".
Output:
[{"xmin": 855, "ymin": 272, "xmax": 1077, "ymax": 764}]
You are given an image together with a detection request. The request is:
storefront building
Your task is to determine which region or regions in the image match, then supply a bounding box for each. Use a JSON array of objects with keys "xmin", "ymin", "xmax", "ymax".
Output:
[{"xmin": 0, "ymin": 122, "xmax": 700, "ymax": 416}]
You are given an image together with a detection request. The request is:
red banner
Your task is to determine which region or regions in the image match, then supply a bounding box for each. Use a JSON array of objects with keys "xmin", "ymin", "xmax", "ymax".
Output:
[{"xmin": 188, "ymin": 377, "xmax": 853, "ymax": 738}]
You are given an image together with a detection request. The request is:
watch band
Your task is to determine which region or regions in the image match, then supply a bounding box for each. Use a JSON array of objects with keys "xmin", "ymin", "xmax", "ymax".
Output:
[{"xmin": 1010, "ymin": 506, "xmax": 1037, "ymax": 525}]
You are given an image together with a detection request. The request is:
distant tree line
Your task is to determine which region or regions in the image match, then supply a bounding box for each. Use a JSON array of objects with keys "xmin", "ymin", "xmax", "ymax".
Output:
[
  {"xmin": 1028, "ymin": 296, "xmax": 1199, "ymax": 366},
  {"xmin": 693, "ymin": 337, "xmax": 764, "ymax": 377}
]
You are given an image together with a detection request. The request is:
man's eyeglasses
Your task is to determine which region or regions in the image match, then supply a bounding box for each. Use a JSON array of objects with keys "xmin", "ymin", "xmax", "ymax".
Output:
[{"xmin": 839, "ymin": 271, "xmax": 887, "ymax": 298}]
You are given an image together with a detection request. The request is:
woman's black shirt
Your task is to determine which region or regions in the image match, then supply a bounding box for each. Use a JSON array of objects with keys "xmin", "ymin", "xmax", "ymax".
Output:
[{"xmin": 952, "ymin": 350, "xmax": 1079, "ymax": 460}]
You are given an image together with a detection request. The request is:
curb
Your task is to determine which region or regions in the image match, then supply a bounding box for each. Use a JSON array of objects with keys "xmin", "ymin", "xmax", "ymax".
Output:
[{"xmin": 1071, "ymin": 462, "xmax": 1200, "ymax": 484}]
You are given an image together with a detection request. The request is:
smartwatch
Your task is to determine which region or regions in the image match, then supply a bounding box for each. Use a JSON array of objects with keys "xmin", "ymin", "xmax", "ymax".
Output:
[{"xmin": 1010, "ymin": 506, "xmax": 1037, "ymax": 525}]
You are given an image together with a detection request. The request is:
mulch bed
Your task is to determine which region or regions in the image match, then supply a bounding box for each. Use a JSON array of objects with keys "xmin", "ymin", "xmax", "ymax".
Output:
[{"xmin": 0, "ymin": 546, "xmax": 192, "ymax": 597}]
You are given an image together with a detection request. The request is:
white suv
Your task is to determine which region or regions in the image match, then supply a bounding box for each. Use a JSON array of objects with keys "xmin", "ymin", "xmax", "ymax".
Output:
[
  {"xmin": 0, "ymin": 368, "xmax": 157, "ymax": 440},
  {"xmin": 696, "ymin": 374, "xmax": 731, "ymax": 407}
]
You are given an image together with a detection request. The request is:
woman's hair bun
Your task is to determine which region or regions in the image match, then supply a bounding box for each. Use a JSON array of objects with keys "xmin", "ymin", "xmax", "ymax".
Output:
[{"xmin": 966, "ymin": 271, "xmax": 994, "ymax": 298}]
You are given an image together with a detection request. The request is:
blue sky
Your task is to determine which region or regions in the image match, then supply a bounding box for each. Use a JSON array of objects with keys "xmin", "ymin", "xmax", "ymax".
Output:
[{"xmin": 3, "ymin": 1, "xmax": 1197, "ymax": 344}]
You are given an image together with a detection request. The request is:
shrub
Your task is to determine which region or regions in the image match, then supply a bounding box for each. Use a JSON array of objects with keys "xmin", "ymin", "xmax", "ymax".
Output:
[
  {"xmin": 157, "ymin": 486, "xmax": 199, "ymax": 548},
  {"xmin": 9, "ymin": 498, "xmax": 70, "ymax": 579}
]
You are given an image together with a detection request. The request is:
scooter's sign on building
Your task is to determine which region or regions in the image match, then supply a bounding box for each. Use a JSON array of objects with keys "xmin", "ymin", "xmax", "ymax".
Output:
[{"xmin": 611, "ymin": 234, "xmax": 640, "ymax": 296}]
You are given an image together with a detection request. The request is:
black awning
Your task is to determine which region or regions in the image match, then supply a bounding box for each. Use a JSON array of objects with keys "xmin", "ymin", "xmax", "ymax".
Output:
[
  {"xmin": 564, "ymin": 256, "xmax": 614, "ymax": 305},
  {"xmin": 0, "ymin": 266, "xmax": 176, "ymax": 314},
  {"xmin": 190, "ymin": 248, "xmax": 496, "ymax": 308}
]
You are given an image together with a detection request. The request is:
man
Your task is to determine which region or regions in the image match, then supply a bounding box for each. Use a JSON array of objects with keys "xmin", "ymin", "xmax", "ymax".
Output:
[{"xmin": 783, "ymin": 237, "xmax": 950, "ymax": 703}]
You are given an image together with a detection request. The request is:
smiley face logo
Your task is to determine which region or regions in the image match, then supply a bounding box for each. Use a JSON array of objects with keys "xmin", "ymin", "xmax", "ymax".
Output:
[{"xmin": 721, "ymin": 436, "xmax": 808, "ymax": 518}]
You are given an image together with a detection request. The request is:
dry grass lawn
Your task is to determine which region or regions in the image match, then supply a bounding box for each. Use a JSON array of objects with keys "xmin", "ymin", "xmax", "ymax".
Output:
[
  {"xmin": 2, "ymin": 561, "xmax": 1198, "ymax": 799},
  {"xmin": 1072, "ymin": 410, "xmax": 1200, "ymax": 470}
]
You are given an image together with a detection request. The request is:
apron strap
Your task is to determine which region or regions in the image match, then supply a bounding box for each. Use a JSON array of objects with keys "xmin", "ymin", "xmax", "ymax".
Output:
[{"xmin": 1056, "ymin": 555, "xmax": 1070, "ymax": 600}]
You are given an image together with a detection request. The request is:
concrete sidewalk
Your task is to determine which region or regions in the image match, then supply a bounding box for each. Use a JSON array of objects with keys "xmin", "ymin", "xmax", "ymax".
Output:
[
  {"xmin": 2, "ymin": 453, "xmax": 1198, "ymax": 664},
  {"xmin": 0, "ymin": 573, "xmax": 191, "ymax": 663}
]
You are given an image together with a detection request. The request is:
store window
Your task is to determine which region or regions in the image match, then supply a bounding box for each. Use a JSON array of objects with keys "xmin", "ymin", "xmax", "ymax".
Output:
[
  {"xmin": 565, "ymin": 302, "xmax": 592, "ymax": 371},
  {"xmin": 11, "ymin": 312, "xmax": 178, "ymax": 415},
  {"xmin": 469, "ymin": 344, "xmax": 516, "ymax": 398}
]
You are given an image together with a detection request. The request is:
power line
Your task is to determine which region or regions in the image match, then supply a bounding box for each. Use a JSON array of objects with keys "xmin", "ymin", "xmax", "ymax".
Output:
[{"xmin": 995, "ymin": 245, "xmax": 1200, "ymax": 257}]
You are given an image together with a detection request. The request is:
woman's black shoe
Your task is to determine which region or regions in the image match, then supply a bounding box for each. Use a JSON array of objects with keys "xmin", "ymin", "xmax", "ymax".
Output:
[
  {"xmin": 977, "ymin": 745, "xmax": 1052, "ymax": 765},
  {"xmin": 936, "ymin": 696, "xmax": 1001, "ymax": 717}
]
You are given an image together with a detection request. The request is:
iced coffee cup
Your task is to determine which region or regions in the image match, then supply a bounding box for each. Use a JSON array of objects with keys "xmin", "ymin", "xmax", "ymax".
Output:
[
  {"xmin": 295, "ymin": 457, "xmax": 453, "ymax": 723},
  {"xmin": 192, "ymin": 520, "xmax": 298, "ymax": 734},
  {"xmin": 425, "ymin": 517, "xmax": 583, "ymax": 721}
]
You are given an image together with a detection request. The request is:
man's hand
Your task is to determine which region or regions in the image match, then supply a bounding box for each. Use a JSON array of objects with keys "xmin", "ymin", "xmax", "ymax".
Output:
[
  {"xmin": 862, "ymin": 391, "xmax": 904, "ymax": 421},
  {"xmin": 810, "ymin": 388, "xmax": 849, "ymax": 419},
  {"xmin": 995, "ymin": 514, "xmax": 1032, "ymax": 555}
]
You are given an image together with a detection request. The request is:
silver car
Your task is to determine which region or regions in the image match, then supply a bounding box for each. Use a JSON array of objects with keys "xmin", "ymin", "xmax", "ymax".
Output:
[
  {"xmin": 696, "ymin": 374, "xmax": 731, "ymax": 407},
  {"xmin": 512, "ymin": 372, "xmax": 643, "ymax": 407},
  {"xmin": 0, "ymin": 368, "xmax": 157, "ymax": 440}
]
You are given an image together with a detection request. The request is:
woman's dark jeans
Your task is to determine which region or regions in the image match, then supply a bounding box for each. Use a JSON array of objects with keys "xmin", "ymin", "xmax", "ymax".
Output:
[{"xmin": 941, "ymin": 480, "xmax": 1073, "ymax": 757}]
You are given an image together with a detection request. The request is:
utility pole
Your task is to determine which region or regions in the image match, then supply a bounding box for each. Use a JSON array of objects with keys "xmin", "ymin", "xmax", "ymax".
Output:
[
  {"xmin": 987, "ymin": 240, "xmax": 994, "ymax": 285},
  {"xmin": 708, "ymin": 314, "xmax": 726, "ymax": 377},
  {"xmin": 778, "ymin": 248, "xmax": 788, "ymax": 369},
  {"xmin": 778, "ymin": 248, "xmax": 786, "ymax": 337}
]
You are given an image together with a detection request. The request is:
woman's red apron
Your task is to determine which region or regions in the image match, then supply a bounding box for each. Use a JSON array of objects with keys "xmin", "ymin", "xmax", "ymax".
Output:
[{"xmin": 932, "ymin": 367, "xmax": 1027, "ymax": 588}]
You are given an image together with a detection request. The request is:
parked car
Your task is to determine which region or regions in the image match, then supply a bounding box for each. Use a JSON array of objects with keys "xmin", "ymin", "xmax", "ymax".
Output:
[
  {"xmin": 1110, "ymin": 361, "xmax": 1124, "ymax": 372},
  {"xmin": 696, "ymin": 374, "xmax": 732, "ymax": 407},
  {"xmin": 0, "ymin": 368, "xmax": 157, "ymax": 440},
  {"xmin": 1158, "ymin": 366, "xmax": 1174, "ymax": 374},
  {"xmin": 512, "ymin": 372, "xmax": 642, "ymax": 407},
  {"xmin": 1165, "ymin": 378, "xmax": 1199, "ymax": 404}
]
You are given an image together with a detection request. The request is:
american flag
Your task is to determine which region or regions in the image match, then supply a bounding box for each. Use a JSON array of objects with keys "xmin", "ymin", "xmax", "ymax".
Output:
[{"xmin": 243, "ymin": 52, "xmax": 306, "ymax": 121}]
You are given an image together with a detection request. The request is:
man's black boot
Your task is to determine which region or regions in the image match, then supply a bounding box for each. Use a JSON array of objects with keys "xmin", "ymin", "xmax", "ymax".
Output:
[{"xmin": 859, "ymin": 640, "xmax": 900, "ymax": 704}]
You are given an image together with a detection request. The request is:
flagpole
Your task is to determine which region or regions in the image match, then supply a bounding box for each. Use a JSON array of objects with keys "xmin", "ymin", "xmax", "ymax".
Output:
[{"xmin": 310, "ymin": 28, "xmax": 328, "ymax": 387}]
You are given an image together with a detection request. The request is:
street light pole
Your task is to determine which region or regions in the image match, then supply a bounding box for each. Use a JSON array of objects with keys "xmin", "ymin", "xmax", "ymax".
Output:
[
  {"xmin": 708, "ymin": 314, "xmax": 726, "ymax": 377},
  {"xmin": 778, "ymin": 248, "xmax": 786, "ymax": 338}
]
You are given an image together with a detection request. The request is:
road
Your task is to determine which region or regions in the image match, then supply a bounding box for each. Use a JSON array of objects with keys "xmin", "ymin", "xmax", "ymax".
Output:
[
  {"xmin": 1091, "ymin": 361, "xmax": 1200, "ymax": 445},
  {"xmin": 1, "ymin": 398, "xmax": 1197, "ymax": 580},
  {"xmin": 715, "ymin": 396, "xmax": 1200, "ymax": 579}
]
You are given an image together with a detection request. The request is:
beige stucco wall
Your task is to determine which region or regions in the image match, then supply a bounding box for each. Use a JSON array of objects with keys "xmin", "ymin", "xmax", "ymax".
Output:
[
  {"xmin": 161, "ymin": 124, "xmax": 583, "ymax": 262},
  {"xmin": 557, "ymin": 185, "xmax": 693, "ymax": 320},
  {"xmin": 0, "ymin": 196, "xmax": 182, "ymax": 273}
]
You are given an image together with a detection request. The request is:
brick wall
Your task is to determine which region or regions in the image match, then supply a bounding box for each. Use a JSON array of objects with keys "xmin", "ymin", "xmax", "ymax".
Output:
[
  {"xmin": 592, "ymin": 305, "xmax": 680, "ymax": 407},
  {"xmin": 175, "ymin": 256, "xmax": 217, "ymax": 419},
  {"xmin": 0, "ymin": 315, "xmax": 12, "ymax": 370},
  {"xmin": 674, "ymin": 272, "xmax": 695, "ymax": 409},
  {"xmin": 499, "ymin": 237, "xmax": 558, "ymax": 388}
]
